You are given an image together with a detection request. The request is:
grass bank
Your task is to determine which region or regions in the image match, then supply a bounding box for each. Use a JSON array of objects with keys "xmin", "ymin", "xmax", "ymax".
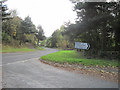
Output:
[
  {"xmin": 1, "ymin": 46, "xmax": 36, "ymax": 53},
  {"xmin": 41, "ymin": 50, "xmax": 119, "ymax": 67},
  {"xmin": 35, "ymin": 46, "xmax": 45, "ymax": 50}
]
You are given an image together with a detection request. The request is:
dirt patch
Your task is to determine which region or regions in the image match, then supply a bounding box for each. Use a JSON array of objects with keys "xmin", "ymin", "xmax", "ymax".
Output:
[
  {"xmin": 25, "ymin": 42, "xmax": 34, "ymax": 49},
  {"xmin": 40, "ymin": 59, "xmax": 119, "ymax": 83}
]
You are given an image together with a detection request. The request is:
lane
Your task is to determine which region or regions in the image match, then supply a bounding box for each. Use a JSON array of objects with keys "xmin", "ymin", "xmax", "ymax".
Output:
[
  {"xmin": 3, "ymin": 58, "xmax": 118, "ymax": 88},
  {"xmin": 0, "ymin": 66, "xmax": 2, "ymax": 89},
  {"xmin": 2, "ymin": 48, "xmax": 118, "ymax": 88},
  {"xmin": 2, "ymin": 48, "xmax": 58, "ymax": 88},
  {"xmin": 2, "ymin": 48, "xmax": 58, "ymax": 64},
  {"xmin": 0, "ymin": 51, "xmax": 2, "ymax": 89}
]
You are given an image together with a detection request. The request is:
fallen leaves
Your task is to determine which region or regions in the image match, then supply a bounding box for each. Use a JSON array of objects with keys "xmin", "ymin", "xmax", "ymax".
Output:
[{"xmin": 40, "ymin": 59, "xmax": 119, "ymax": 82}]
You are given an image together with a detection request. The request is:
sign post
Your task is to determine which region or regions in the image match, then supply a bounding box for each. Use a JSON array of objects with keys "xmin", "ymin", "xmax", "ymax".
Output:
[{"xmin": 75, "ymin": 42, "xmax": 90, "ymax": 57}]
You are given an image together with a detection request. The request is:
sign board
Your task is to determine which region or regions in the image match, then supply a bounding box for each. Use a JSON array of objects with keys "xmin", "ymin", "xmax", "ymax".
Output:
[{"xmin": 75, "ymin": 42, "xmax": 90, "ymax": 50}]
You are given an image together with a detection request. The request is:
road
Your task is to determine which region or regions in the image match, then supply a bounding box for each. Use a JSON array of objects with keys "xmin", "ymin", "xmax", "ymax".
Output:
[{"xmin": 2, "ymin": 48, "xmax": 118, "ymax": 88}]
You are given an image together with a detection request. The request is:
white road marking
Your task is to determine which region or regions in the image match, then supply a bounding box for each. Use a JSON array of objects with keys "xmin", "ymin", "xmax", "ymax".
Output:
[{"xmin": 2, "ymin": 58, "xmax": 39, "ymax": 66}]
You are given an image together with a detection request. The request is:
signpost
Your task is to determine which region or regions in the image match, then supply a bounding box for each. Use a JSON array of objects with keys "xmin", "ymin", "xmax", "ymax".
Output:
[{"xmin": 75, "ymin": 42, "xmax": 90, "ymax": 57}]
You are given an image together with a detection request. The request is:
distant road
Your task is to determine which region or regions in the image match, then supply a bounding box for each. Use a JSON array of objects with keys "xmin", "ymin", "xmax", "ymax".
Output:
[{"xmin": 2, "ymin": 48, "xmax": 118, "ymax": 88}]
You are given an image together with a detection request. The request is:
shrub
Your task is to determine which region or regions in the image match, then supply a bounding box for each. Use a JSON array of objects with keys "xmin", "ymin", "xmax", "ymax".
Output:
[{"xmin": 2, "ymin": 32, "xmax": 11, "ymax": 43}]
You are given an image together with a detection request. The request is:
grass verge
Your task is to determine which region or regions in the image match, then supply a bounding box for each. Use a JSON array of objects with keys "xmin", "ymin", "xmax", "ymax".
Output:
[
  {"xmin": 41, "ymin": 50, "xmax": 119, "ymax": 67},
  {"xmin": 1, "ymin": 46, "xmax": 36, "ymax": 53},
  {"xmin": 35, "ymin": 46, "xmax": 45, "ymax": 50}
]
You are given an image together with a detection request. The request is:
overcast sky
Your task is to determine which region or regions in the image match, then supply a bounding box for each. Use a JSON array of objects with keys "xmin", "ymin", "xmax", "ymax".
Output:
[{"xmin": 6, "ymin": 0, "xmax": 77, "ymax": 37}]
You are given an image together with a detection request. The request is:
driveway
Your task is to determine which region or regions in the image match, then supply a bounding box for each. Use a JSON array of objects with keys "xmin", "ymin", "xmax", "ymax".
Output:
[{"xmin": 2, "ymin": 48, "xmax": 118, "ymax": 88}]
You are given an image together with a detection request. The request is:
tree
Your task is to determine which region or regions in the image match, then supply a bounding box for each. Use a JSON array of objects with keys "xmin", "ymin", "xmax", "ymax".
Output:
[
  {"xmin": 64, "ymin": 1, "xmax": 120, "ymax": 59},
  {"xmin": 20, "ymin": 16, "xmax": 37, "ymax": 34},
  {"xmin": 9, "ymin": 9, "xmax": 18, "ymax": 17},
  {"xmin": 36, "ymin": 25, "xmax": 45, "ymax": 45},
  {"xmin": 2, "ymin": 12, "xmax": 38, "ymax": 46},
  {"xmin": 46, "ymin": 37, "xmax": 52, "ymax": 48},
  {"xmin": 0, "ymin": 0, "xmax": 11, "ymax": 21},
  {"xmin": 2, "ymin": 10, "xmax": 22, "ymax": 38},
  {"xmin": 2, "ymin": 9, "xmax": 22, "ymax": 45},
  {"xmin": 46, "ymin": 25, "xmax": 70, "ymax": 49},
  {"xmin": 19, "ymin": 16, "xmax": 38, "ymax": 44},
  {"xmin": 1, "ymin": 3, "xmax": 38, "ymax": 47}
]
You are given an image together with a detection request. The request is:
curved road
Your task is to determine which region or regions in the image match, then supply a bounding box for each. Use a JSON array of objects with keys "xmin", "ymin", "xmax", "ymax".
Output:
[{"xmin": 2, "ymin": 48, "xmax": 118, "ymax": 88}]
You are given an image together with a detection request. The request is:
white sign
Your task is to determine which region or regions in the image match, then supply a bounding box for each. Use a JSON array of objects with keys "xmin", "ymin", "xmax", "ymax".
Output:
[{"xmin": 75, "ymin": 42, "xmax": 90, "ymax": 50}]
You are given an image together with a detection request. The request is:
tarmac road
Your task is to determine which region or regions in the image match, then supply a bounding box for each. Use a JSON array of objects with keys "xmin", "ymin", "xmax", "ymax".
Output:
[{"xmin": 2, "ymin": 48, "xmax": 118, "ymax": 88}]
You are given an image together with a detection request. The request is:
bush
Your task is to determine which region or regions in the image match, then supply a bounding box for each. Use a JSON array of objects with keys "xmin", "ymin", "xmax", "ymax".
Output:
[
  {"xmin": 86, "ymin": 49, "xmax": 120, "ymax": 60},
  {"xmin": 2, "ymin": 32, "xmax": 11, "ymax": 43}
]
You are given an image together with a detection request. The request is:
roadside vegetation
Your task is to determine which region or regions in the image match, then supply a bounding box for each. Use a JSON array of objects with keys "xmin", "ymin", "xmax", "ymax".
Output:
[
  {"xmin": 1, "ymin": 45, "xmax": 46, "ymax": 53},
  {"xmin": 2, "ymin": 47, "xmax": 36, "ymax": 53},
  {"xmin": 41, "ymin": 50, "xmax": 119, "ymax": 82},
  {"xmin": 1, "ymin": 45, "xmax": 36, "ymax": 53},
  {"xmin": 35, "ymin": 46, "xmax": 45, "ymax": 50},
  {"xmin": 1, "ymin": 1, "xmax": 120, "ymax": 63},
  {"xmin": 1, "ymin": 1, "xmax": 46, "ymax": 52},
  {"xmin": 1, "ymin": 0, "xmax": 119, "ymax": 82},
  {"xmin": 45, "ymin": 2, "xmax": 120, "ymax": 60},
  {"xmin": 41, "ymin": 50, "xmax": 119, "ymax": 67}
]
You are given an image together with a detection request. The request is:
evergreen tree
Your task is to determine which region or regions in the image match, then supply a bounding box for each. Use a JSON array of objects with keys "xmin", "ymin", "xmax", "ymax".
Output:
[
  {"xmin": 65, "ymin": 1, "xmax": 120, "ymax": 59},
  {"xmin": 36, "ymin": 25, "xmax": 45, "ymax": 45},
  {"xmin": 0, "ymin": 0, "xmax": 11, "ymax": 21},
  {"xmin": 20, "ymin": 16, "xmax": 37, "ymax": 34}
]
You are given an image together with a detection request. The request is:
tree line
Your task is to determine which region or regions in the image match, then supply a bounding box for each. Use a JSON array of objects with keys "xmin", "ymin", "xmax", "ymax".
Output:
[
  {"xmin": 1, "ymin": 0, "xmax": 120, "ymax": 59},
  {"xmin": 46, "ymin": 1, "xmax": 120, "ymax": 59},
  {"xmin": 1, "ymin": 0, "xmax": 45, "ymax": 47}
]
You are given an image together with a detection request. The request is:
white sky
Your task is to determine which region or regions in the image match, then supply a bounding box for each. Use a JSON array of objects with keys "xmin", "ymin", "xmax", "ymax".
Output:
[{"xmin": 6, "ymin": 0, "xmax": 77, "ymax": 37}]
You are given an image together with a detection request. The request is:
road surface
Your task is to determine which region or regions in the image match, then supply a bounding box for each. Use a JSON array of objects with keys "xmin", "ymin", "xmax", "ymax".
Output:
[{"xmin": 2, "ymin": 48, "xmax": 118, "ymax": 88}]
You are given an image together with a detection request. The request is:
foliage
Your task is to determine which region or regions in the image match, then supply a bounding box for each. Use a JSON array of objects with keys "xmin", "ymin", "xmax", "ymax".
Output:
[
  {"xmin": 20, "ymin": 16, "xmax": 37, "ymax": 34},
  {"xmin": 63, "ymin": 2, "xmax": 120, "ymax": 59},
  {"xmin": 36, "ymin": 25, "xmax": 46, "ymax": 45},
  {"xmin": 46, "ymin": 37, "xmax": 52, "ymax": 47},
  {"xmin": 1, "ymin": 0, "xmax": 12, "ymax": 21},
  {"xmin": 46, "ymin": 25, "xmax": 71, "ymax": 49},
  {"xmin": 2, "ymin": 32, "xmax": 11, "ymax": 43},
  {"xmin": 39, "ymin": 2, "xmax": 120, "ymax": 59},
  {"xmin": 24, "ymin": 34, "xmax": 36, "ymax": 44},
  {"xmin": 41, "ymin": 50, "xmax": 119, "ymax": 67},
  {"xmin": 2, "ymin": 1, "xmax": 45, "ymax": 47},
  {"xmin": 2, "ymin": 16, "xmax": 22, "ymax": 39}
]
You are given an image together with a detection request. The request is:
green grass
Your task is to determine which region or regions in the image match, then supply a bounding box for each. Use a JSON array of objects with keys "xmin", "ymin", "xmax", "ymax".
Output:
[
  {"xmin": 41, "ymin": 50, "xmax": 119, "ymax": 67},
  {"xmin": 1, "ymin": 46, "xmax": 36, "ymax": 53},
  {"xmin": 35, "ymin": 46, "xmax": 45, "ymax": 50}
]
